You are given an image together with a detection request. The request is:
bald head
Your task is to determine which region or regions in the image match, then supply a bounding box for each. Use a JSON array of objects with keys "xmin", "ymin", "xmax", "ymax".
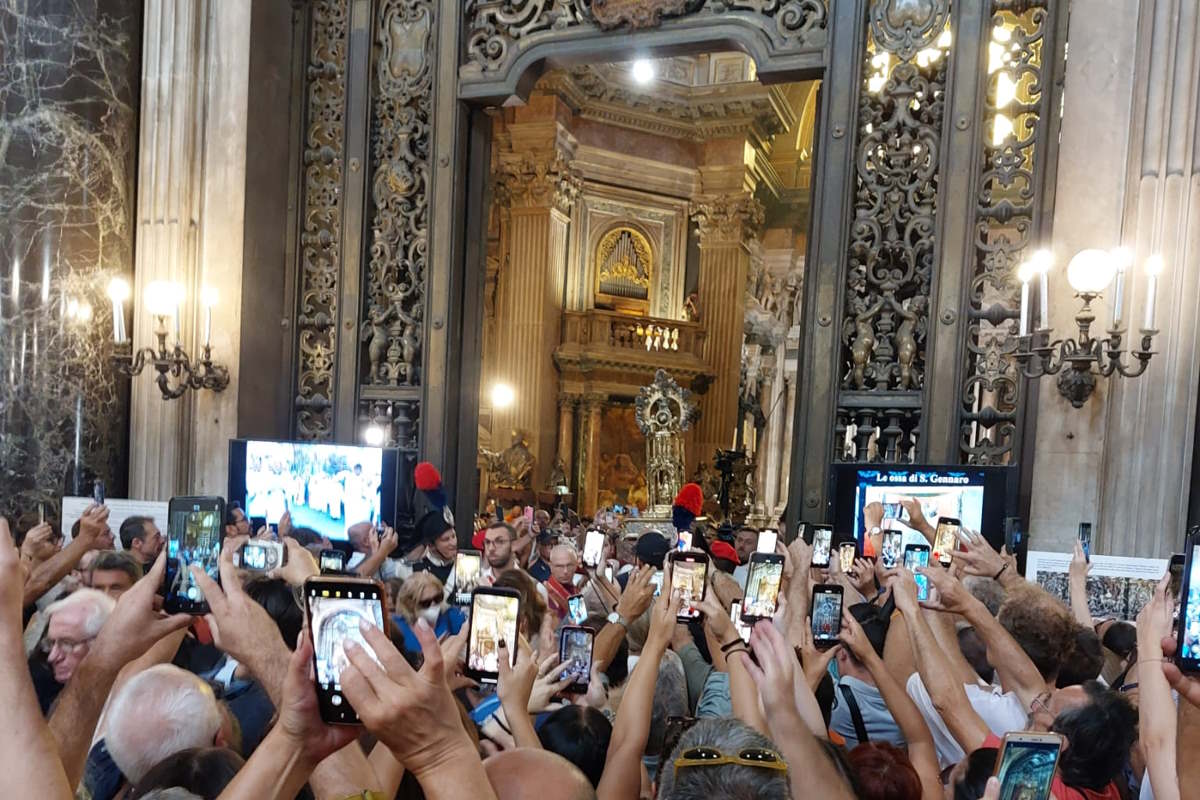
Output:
[
  {"xmin": 485, "ymin": 748, "xmax": 595, "ymax": 800},
  {"xmin": 347, "ymin": 521, "xmax": 375, "ymax": 553},
  {"xmin": 549, "ymin": 544, "xmax": 579, "ymax": 585}
]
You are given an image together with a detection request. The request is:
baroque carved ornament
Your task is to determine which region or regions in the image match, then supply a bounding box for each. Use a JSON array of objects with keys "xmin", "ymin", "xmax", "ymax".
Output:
[
  {"xmin": 462, "ymin": 0, "xmax": 828, "ymax": 80},
  {"xmin": 689, "ymin": 193, "xmax": 765, "ymax": 244},
  {"xmin": 494, "ymin": 153, "xmax": 583, "ymax": 214},
  {"xmin": 293, "ymin": 0, "xmax": 349, "ymax": 440}
]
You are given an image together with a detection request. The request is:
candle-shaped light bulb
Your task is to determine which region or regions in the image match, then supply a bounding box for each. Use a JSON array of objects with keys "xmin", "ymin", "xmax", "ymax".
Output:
[
  {"xmin": 1144, "ymin": 255, "xmax": 1164, "ymax": 330},
  {"xmin": 200, "ymin": 287, "xmax": 218, "ymax": 349},
  {"xmin": 1017, "ymin": 260, "xmax": 1035, "ymax": 336},
  {"xmin": 1110, "ymin": 248, "xmax": 1132, "ymax": 330},
  {"xmin": 1032, "ymin": 249, "xmax": 1052, "ymax": 329},
  {"xmin": 107, "ymin": 278, "xmax": 130, "ymax": 343}
]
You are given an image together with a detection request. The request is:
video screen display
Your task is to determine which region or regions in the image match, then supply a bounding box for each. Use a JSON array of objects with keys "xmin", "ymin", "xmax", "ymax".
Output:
[
  {"xmin": 1180, "ymin": 543, "xmax": 1200, "ymax": 661},
  {"xmin": 165, "ymin": 507, "xmax": 222, "ymax": 606},
  {"xmin": 243, "ymin": 440, "xmax": 384, "ymax": 540},
  {"xmin": 743, "ymin": 559, "xmax": 783, "ymax": 619},
  {"xmin": 308, "ymin": 587, "xmax": 385, "ymax": 690},
  {"xmin": 559, "ymin": 628, "xmax": 593, "ymax": 685},
  {"xmin": 994, "ymin": 738, "xmax": 1060, "ymax": 800},
  {"xmin": 671, "ymin": 557, "xmax": 707, "ymax": 619},
  {"xmin": 812, "ymin": 589, "xmax": 842, "ymax": 642},
  {"xmin": 468, "ymin": 592, "xmax": 520, "ymax": 675},
  {"xmin": 832, "ymin": 465, "xmax": 1011, "ymax": 552}
]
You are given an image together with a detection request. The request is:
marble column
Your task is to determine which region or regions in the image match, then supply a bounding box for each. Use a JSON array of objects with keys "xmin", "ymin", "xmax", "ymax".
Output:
[
  {"xmin": 0, "ymin": 0, "xmax": 141, "ymax": 523},
  {"xmin": 779, "ymin": 375, "xmax": 797, "ymax": 511},
  {"xmin": 557, "ymin": 393, "xmax": 578, "ymax": 485},
  {"xmin": 754, "ymin": 365, "xmax": 775, "ymax": 517},
  {"xmin": 763, "ymin": 356, "xmax": 788, "ymax": 515},
  {"xmin": 578, "ymin": 393, "xmax": 605, "ymax": 517},
  {"xmin": 491, "ymin": 148, "xmax": 579, "ymax": 490},
  {"xmin": 1030, "ymin": 0, "xmax": 1200, "ymax": 557},
  {"xmin": 690, "ymin": 193, "xmax": 764, "ymax": 466},
  {"xmin": 128, "ymin": 0, "xmax": 250, "ymax": 498}
]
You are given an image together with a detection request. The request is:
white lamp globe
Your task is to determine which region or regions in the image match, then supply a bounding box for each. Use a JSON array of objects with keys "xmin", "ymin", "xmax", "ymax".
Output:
[{"xmin": 1066, "ymin": 249, "xmax": 1117, "ymax": 294}]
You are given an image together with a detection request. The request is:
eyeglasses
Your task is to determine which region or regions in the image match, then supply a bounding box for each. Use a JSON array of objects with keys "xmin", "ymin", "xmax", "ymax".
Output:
[
  {"xmin": 673, "ymin": 747, "xmax": 788, "ymax": 777},
  {"xmin": 40, "ymin": 637, "xmax": 93, "ymax": 655},
  {"xmin": 416, "ymin": 596, "xmax": 441, "ymax": 609},
  {"xmin": 484, "ymin": 538, "xmax": 510, "ymax": 549}
]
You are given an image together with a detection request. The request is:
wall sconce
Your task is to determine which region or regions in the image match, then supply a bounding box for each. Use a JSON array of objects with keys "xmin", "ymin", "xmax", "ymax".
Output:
[
  {"xmin": 108, "ymin": 278, "xmax": 230, "ymax": 400},
  {"xmin": 1015, "ymin": 248, "xmax": 1159, "ymax": 408}
]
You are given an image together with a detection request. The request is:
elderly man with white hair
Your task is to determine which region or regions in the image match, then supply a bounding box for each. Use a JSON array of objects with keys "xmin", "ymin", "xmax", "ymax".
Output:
[
  {"xmin": 103, "ymin": 664, "xmax": 225, "ymax": 786},
  {"xmin": 545, "ymin": 542, "xmax": 581, "ymax": 620},
  {"xmin": 32, "ymin": 588, "xmax": 115, "ymax": 713}
]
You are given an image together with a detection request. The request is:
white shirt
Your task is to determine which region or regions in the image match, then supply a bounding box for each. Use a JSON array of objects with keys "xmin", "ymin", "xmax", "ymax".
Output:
[{"xmin": 906, "ymin": 673, "xmax": 1028, "ymax": 769}]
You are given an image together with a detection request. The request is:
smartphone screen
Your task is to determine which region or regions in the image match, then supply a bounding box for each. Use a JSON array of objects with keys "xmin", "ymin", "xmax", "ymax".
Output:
[
  {"xmin": 163, "ymin": 496, "xmax": 225, "ymax": 614},
  {"xmin": 240, "ymin": 541, "xmax": 283, "ymax": 571},
  {"xmin": 994, "ymin": 734, "xmax": 1063, "ymax": 800},
  {"xmin": 467, "ymin": 588, "xmax": 521, "ymax": 683},
  {"xmin": 811, "ymin": 584, "xmax": 843, "ymax": 648},
  {"xmin": 454, "ymin": 550, "xmax": 483, "ymax": 604},
  {"xmin": 567, "ymin": 594, "xmax": 588, "ymax": 625},
  {"xmin": 583, "ymin": 530, "xmax": 605, "ymax": 567},
  {"xmin": 305, "ymin": 578, "xmax": 385, "ymax": 724},
  {"xmin": 677, "ymin": 532, "xmax": 693, "ymax": 552},
  {"xmin": 523, "ymin": 505, "xmax": 534, "ymax": 527},
  {"xmin": 904, "ymin": 545, "xmax": 931, "ymax": 602},
  {"xmin": 93, "ymin": 479, "xmax": 105, "ymax": 505},
  {"xmin": 1169, "ymin": 554, "xmax": 1185, "ymax": 598},
  {"xmin": 742, "ymin": 554, "xmax": 784, "ymax": 621},
  {"xmin": 756, "ymin": 530, "xmax": 777, "ymax": 554},
  {"xmin": 730, "ymin": 600, "xmax": 752, "ymax": 642},
  {"xmin": 1078, "ymin": 523, "xmax": 1093, "ymax": 562},
  {"xmin": 670, "ymin": 552, "xmax": 708, "ymax": 620},
  {"xmin": 604, "ymin": 564, "xmax": 614, "ymax": 583},
  {"xmin": 812, "ymin": 526, "xmax": 833, "ymax": 567},
  {"xmin": 838, "ymin": 542, "xmax": 856, "ymax": 573},
  {"xmin": 933, "ymin": 518, "xmax": 960, "ymax": 566},
  {"xmin": 651, "ymin": 570, "xmax": 664, "ymax": 597},
  {"xmin": 880, "ymin": 530, "xmax": 902, "ymax": 569},
  {"xmin": 1005, "ymin": 517, "xmax": 1024, "ymax": 554},
  {"xmin": 882, "ymin": 502, "xmax": 902, "ymax": 521},
  {"xmin": 1176, "ymin": 538, "xmax": 1200, "ymax": 672},
  {"xmin": 319, "ymin": 549, "xmax": 346, "ymax": 573},
  {"xmin": 559, "ymin": 626, "xmax": 594, "ymax": 692}
]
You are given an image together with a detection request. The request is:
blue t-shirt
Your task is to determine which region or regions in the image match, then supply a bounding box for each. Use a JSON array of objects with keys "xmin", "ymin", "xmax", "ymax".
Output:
[{"xmin": 393, "ymin": 606, "xmax": 466, "ymax": 654}]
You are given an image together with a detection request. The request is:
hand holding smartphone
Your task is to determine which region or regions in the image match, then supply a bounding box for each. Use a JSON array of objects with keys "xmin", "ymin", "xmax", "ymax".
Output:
[
  {"xmin": 756, "ymin": 530, "xmax": 777, "ymax": 554},
  {"xmin": 993, "ymin": 732, "xmax": 1063, "ymax": 800},
  {"xmin": 741, "ymin": 551, "xmax": 784, "ymax": 623},
  {"xmin": 1078, "ymin": 522, "xmax": 1093, "ymax": 563},
  {"xmin": 933, "ymin": 517, "xmax": 961, "ymax": 567},
  {"xmin": 319, "ymin": 549, "xmax": 347, "ymax": 574},
  {"xmin": 810, "ymin": 584, "xmax": 843, "ymax": 649},
  {"xmin": 304, "ymin": 577, "xmax": 386, "ymax": 725},
  {"xmin": 466, "ymin": 586, "xmax": 521, "ymax": 684},
  {"xmin": 558, "ymin": 626, "xmax": 594, "ymax": 693},
  {"xmin": 237, "ymin": 540, "xmax": 286, "ymax": 571},
  {"xmin": 903, "ymin": 543, "xmax": 931, "ymax": 602},
  {"xmin": 811, "ymin": 525, "xmax": 833, "ymax": 569},
  {"xmin": 669, "ymin": 550, "xmax": 708, "ymax": 620},
  {"xmin": 162, "ymin": 496, "xmax": 225, "ymax": 615},
  {"xmin": 583, "ymin": 530, "xmax": 605, "ymax": 568},
  {"xmin": 454, "ymin": 549, "xmax": 483, "ymax": 604}
]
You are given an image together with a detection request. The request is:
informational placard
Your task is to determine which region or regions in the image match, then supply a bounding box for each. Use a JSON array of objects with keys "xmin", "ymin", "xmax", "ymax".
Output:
[
  {"xmin": 61, "ymin": 497, "xmax": 169, "ymax": 548},
  {"xmin": 1025, "ymin": 550, "xmax": 1168, "ymax": 621}
]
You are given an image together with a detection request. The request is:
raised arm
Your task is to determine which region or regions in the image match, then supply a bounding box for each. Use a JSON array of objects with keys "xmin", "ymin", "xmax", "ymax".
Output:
[
  {"xmin": 891, "ymin": 571, "xmax": 990, "ymax": 753},
  {"xmin": 1067, "ymin": 541, "xmax": 1094, "ymax": 627},
  {"xmin": 1, "ymin": 518, "xmax": 73, "ymax": 799},
  {"xmin": 355, "ymin": 526, "xmax": 398, "ymax": 578},
  {"xmin": 1135, "ymin": 583, "xmax": 1179, "ymax": 800},
  {"xmin": 840, "ymin": 609, "xmax": 941, "ymax": 800},
  {"xmin": 24, "ymin": 507, "xmax": 113, "ymax": 606},
  {"xmin": 597, "ymin": 582, "xmax": 681, "ymax": 800}
]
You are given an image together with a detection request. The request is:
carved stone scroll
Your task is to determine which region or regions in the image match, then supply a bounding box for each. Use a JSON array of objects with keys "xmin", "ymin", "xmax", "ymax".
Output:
[{"xmin": 293, "ymin": 0, "xmax": 349, "ymax": 441}]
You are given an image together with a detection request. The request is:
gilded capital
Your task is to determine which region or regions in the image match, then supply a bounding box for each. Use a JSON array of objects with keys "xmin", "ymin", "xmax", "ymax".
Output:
[
  {"xmin": 581, "ymin": 391, "xmax": 607, "ymax": 411},
  {"xmin": 689, "ymin": 193, "xmax": 765, "ymax": 244},
  {"xmin": 494, "ymin": 153, "xmax": 582, "ymax": 214}
]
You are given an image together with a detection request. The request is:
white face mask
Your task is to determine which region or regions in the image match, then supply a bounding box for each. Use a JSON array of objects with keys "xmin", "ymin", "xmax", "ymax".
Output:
[{"xmin": 417, "ymin": 606, "xmax": 441, "ymax": 626}]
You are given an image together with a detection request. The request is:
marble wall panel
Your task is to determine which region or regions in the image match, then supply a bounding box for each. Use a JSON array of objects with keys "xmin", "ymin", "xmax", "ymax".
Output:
[{"xmin": 0, "ymin": 0, "xmax": 140, "ymax": 527}]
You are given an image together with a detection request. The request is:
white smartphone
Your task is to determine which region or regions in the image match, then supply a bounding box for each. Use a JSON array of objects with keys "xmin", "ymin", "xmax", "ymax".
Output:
[
  {"xmin": 583, "ymin": 530, "xmax": 605, "ymax": 568},
  {"xmin": 730, "ymin": 600, "xmax": 752, "ymax": 642},
  {"xmin": 756, "ymin": 530, "xmax": 778, "ymax": 554}
]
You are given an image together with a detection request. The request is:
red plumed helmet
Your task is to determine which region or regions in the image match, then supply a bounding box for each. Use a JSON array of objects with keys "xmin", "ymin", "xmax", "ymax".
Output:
[
  {"xmin": 674, "ymin": 483, "xmax": 704, "ymax": 516},
  {"xmin": 414, "ymin": 461, "xmax": 442, "ymax": 491}
]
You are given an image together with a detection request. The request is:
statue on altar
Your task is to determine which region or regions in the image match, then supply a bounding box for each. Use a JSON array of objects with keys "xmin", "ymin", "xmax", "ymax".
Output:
[
  {"xmin": 481, "ymin": 429, "xmax": 536, "ymax": 490},
  {"xmin": 635, "ymin": 370, "xmax": 698, "ymax": 516}
]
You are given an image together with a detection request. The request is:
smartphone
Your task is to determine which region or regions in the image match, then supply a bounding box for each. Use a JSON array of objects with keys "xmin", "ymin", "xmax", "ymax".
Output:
[
  {"xmin": 558, "ymin": 626, "xmax": 594, "ymax": 694},
  {"xmin": 880, "ymin": 530, "xmax": 903, "ymax": 569},
  {"xmin": 250, "ymin": 516, "xmax": 267, "ymax": 534},
  {"xmin": 933, "ymin": 517, "xmax": 961, "ymax": 567},
  {"xmin": 454, "ymin": 549, "xmax": 483, "ymax": 605},
  {"xmin": 567, "ymin": 594, "xmax": 588, "ymax": 625},
  {"xmin": 92, "ymin": 479, "xmax": 105, "ymax": 506},
  {"xmin": 811, "ymin": 584, "xmax": 844, "ymax": 649},
  {"xmin": 993, "ymin": 732, "xmax": 1064, "ymax": 800},
  {"xmin": 811, "ymin": 525, "xmax": 833, "ymax": 568},
  {"xmin": 238, "ymin": 540, "xmax": 286, "ymax": 571},
  {"xmin": 677, "ymin": 531, "xmax": 693, "ymax": 552},
  {"xmin": 741, "ymin": 552, "xmax": 784, "ymax": 623},
  {"xmin": 838, "ymin": 541, "xmax": 856, "ymax": 573},
  {"xmin": 319, "ymin": 548, "xmax": 347, "ymax": 574},
  {"xmin": 1169, "ymin": 553, "xmax": 1185, "ymax": 598},
  {"xmin": 650, "ymin": 570, "xmax": 664, "ymax": 597},
  {"xmin": 904, "ymin": 543, "xmax": 931, "ymax": 602},
  {"xmin": 1174, "ymin": 533, "xmax": 1200, "ymax": 672},
  {"xmin": 162, "ymin": 496, "xmax": 225, "ymax": 614},
  {"xmin": 669, "ymin": 550, "xmax": 708, "ymax": 620},
  {"xmin": 303, "ymin": 576, "xmax": 386, "ymax": 725},
  {"xmin": 604, "ymin": 564, "xmax": 614, "ymax": 583},
  {"xmin": 39, "ymin": 503, "xmax": 46, "ymax": 525},
  {"xmin": 523, "ymin": 505, "xmax": 534, "ymax": 527},
  {"xmin": 466, "ymin": 586, "xmax": 521, "ymax": 684},
  {"xmin": 730, "ymin": 600, "xmax": 752, "ymax": 642},
  {"xmin": 583, "ymin": 530, "xmax": 605, "ymax": 568},
  {"xmin": 1078, "ymin": 522, "xmax": 1093, "ymax": 562},
  {"xmin": 882, "ymin": 502, "xmax": 902, "ymax": 521},
  {"xmin": 756, "ymin": 530, "xmax": 778, "ymax": 554}
]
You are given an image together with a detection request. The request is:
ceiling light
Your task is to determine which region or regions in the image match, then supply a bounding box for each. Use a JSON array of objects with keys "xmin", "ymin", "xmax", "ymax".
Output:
[{"xmin": 631, "ymin": 59, "xmax": 654, "ymax": 85}]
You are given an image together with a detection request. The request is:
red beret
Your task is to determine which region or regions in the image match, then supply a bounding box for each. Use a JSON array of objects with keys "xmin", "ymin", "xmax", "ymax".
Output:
[{"xmin": 710, "ymin": 540, "xmax": 740, "ymax": 565}]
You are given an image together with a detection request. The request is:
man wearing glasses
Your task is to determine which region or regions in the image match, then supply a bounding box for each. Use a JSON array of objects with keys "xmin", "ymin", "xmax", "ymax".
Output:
[{"xmin": 32, "ymin": 588, "xmax": 115, "ymax": 714}]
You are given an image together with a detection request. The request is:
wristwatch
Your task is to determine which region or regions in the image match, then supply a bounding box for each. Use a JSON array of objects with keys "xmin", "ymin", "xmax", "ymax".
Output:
[
  {"xmin": 868, "ymin": 526, "xmax": 882, "ymax": 536},
  {"xmin": 606, "ymin": 611, "xmax": 627, "ymax": 628}
]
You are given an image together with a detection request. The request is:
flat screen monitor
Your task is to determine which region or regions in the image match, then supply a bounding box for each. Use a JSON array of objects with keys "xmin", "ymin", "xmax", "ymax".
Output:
[
  {"xmin": 227, "ymin": 439, "xmax": 399, "ymax": 541},
  {"xmin": 831, "ymin": 464, "xmax": 1012, "ymax": 551}
]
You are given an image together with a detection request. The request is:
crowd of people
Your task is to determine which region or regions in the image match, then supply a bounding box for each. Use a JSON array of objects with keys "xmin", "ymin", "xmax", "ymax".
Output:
[{"xmin": 6, "ymin": 471, "xmax": 1199, "ymax": 800}]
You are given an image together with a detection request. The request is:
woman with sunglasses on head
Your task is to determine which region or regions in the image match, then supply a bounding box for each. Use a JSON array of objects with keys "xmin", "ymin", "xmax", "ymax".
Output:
[{"xmin": 391, "ymin": 571, "xmax": 464, "ymax": 654}]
